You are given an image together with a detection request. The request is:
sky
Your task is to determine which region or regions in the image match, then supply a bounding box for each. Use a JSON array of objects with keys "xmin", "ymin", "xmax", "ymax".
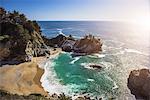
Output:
[{"xmin": 0, "ymin": 0, "xmax": 150, "ymax": 21}]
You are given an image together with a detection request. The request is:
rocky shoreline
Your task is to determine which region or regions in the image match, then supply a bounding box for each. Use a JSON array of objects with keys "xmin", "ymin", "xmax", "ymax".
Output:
[
  {"xmin": 0, "ymin": 7, "xmax": 103, "ymax": 99},
  {"xmin": 1, "ymin": 7, "xmax": 150, "ymax": 100}
]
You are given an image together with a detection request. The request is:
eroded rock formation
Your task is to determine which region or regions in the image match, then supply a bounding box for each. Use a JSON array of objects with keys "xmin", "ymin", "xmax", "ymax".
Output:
[
  {"xmin": 0, "ymin": 7, "xmax": 49, "ymax": 65},
  {"xmin": 73, "ymin": 35, "xmax": 102, "ymax": 56},
  {"xmin": 44, "ymin": 34, "xmax": 103, "ymax": 56},
  {"xmin": 127, "ymin": 68, "xmax": 150, "ymax": 100}
]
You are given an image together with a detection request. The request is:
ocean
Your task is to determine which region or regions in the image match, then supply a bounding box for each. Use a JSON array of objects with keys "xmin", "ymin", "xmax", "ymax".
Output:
[{"xmin": 38, "ymin": 21, "xmax": 150, "ymax": 99}]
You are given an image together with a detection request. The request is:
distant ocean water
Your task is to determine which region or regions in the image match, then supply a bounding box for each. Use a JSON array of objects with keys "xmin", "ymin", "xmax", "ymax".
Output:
[{"xmin": 38, "ymin": 21, "xmax": 150, "ymax": 99}]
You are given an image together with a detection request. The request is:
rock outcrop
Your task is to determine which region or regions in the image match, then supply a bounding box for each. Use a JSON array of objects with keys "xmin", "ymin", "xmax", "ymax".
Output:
[
  {"xmin": 72, "ymin": 35, "xmax": 102, "ymax": 56},
  {"xmin": 43, "ymin": 34, "xmax": 67, "ymax": 47},
  {"xmin": 0, "ymin": 8, "xmax": 103, "ymax": 64},
  {"xmin": 89, "ymin": 64, "xmax": 102, "ymax": 69},
  {"xmin": 44, "ymin": 34, "xmax": 103, "ymax": 55},
  {"xmin": 0, "ymin": 7, "xmax": 49, "ymax": 65},
  {"xmin": 127, "ymin": 68, "xmax": 150, "ymax": 100},
  {"xmin": 43, "ymin": 34, "xmax": 75, "ymax": 48},
  {"xmin": 43, "ymin": 34, "xmax": 76, "ymax": 52},
  {"xmin": 61, "ymin": 40, "xmax": 76, "ymax": 52}
]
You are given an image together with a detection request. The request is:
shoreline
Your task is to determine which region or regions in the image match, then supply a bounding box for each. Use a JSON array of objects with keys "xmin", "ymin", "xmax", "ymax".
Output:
[
  {"xmin": 40, "ymin": 48, "xmax": 64, "ymax": 95},
  {"xmin": 0, "ymin": 62, "xmax": 48, "ymax": 96},
  {"xmin": 0, "ymin": 48, "xmax": 62, "ymax": 98}
]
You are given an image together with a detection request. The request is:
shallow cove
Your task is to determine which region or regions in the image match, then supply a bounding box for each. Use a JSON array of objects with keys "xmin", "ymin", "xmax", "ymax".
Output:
[
  {"xmin": 39, "ymin": 21, "xmax": 150, "ymax": 99},
  {"xmin": 49, "ymin": 52, "xmax": 118, "ymax": 98},
  {"xmin": 41, "ymin": 40, "xmax": 149, "ymax": 99}
]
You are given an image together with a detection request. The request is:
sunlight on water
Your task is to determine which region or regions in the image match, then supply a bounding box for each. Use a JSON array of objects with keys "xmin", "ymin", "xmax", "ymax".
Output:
[{"xmin": 39, "ymin": 21, "xmax": 150, "ymax": 99}]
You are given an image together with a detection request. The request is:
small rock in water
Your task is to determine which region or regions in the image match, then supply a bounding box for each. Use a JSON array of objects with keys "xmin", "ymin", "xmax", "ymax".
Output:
[
  {"xmin": 89, "ymin": 64, "xmax": 102, "ymax": 69},
  {"xmin": 75, "ymin": 96, "xmax": 85, "ymax": 100}
]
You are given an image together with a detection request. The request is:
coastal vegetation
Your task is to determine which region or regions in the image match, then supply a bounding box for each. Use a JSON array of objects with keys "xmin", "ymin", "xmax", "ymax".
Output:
[
  {"xmin": 0, "ymin": 7, "xmax": 103, "ymax": 65},
  {"xmin": 0, "ymin": 7, "xmax": 49, "ymax": 65}
]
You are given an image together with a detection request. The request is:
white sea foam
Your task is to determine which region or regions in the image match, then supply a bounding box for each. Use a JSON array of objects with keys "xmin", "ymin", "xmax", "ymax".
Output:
[
  {"xmin": 57, "ymin": 28, "xmax": 66, "ymax": 36},
  {"xmin": 104, "ymin": 40, "xmax": 125, "ymax": 46},
  {"xmin": 87, "ymin": 78, "xmax": 95, "ymax": 82},
  {"xmin": 41, "ymin": 28, "xmax": 45, "ymax": 31},
  {"xmin": 70, "ymin": 57, "xmax": 80, "ymax": 64},
  {"xmin": 105, "ymin": 75, "xmax": 118, "ymax": 90},
  {"xmin": 111, "ymin": 50, "xmax": 125, "ymax": 55},
  {"xmin": 99, "ymin": 61, "xmax": 114, "ymax": 70},
  {"xmin": 81, "ymin": 61, "xmax": 113, "ymax": 70},
  {"xmin": 40, "ymin": 52, "xmax": 72, "ymax": 95},
  {"xmin": 116, "ymin": 48, "xmax": 149, "ymax": 56},
  {"xmin": 109, "ymin": 48, "xmax": 146, "ymax": 56},
  {"xmin": 73, "ymin": 36, "xmax": 83, "ymax": 39},
  {"xmin": 40, "ymin": 55, "xmax": 82, "ymax": 96},
  {"xmin": 112, "ymin": 81, "xmax": 119, "ymax": 90},
  {"xmin": 124, "ymin": 49, "xmax": 143, "ymax": 54},
  {"xmin": 41, "ymin": 61, "xmax": 66, "ymax": 94},
  {"xmin": 89, "ymin": 53, "xmax": 106, "ymax": 58},
  {"xmin": 80, "ymin": 63, "xmax": 97, "ymax": 70}
]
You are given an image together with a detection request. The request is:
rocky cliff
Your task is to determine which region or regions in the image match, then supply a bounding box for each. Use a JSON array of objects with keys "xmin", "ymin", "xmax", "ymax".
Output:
[
  {"xmin": 127, "ymin": 68, "xmax": 150, "ymax": 100},
  {"xmin": 0, "ymin": 7, "xmax": 49, "ymax": 65}
]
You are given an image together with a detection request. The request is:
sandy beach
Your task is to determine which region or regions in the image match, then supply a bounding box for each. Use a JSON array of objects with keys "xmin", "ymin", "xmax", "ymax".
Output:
[
  {"xmin": 0, "ymin": 48, "xmax": 62, "ymax": 97},
  {"xmin": 0, "ymin": 62, "xmax": 48, "ymax": 96}
]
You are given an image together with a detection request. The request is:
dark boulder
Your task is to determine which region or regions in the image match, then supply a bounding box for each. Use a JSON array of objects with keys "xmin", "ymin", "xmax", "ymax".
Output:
[
  {"xmin": 89, "ymin": 64, "xmax": 102, "ymax": 69},
  {"xmin": 43, "ymin": 34, "xmax": 67, "ymax": 47},
  {"xmin": 43, "ymin": 34, "xmax": 75, "ymax": 48},
  {"xmin": 127, "ymin": 68, "xmax": 150, "ymax": 100}
]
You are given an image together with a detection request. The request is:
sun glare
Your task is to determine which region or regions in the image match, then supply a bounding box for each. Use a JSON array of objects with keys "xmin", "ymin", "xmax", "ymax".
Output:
[{"xmin": 132, "ymin": 17, "xmax": 150, "ymax": 31}]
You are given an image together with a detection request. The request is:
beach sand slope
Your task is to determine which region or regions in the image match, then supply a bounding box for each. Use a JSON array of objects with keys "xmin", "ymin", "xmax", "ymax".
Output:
[{"xmin": 0, "ymin": 62, "xmax": 48, "ymax": 96}]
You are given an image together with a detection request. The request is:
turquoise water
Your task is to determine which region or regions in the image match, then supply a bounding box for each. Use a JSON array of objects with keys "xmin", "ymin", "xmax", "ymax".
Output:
[
  {"xmin": 54, "ymin": 53, "xmax": 114, "ymax": 95},
  {"xmin": 40, "ymin": 21, "xmax": 150, "ymax": 99},
  {"xmin": 45, "ymin": 41, "xmax": 149, "ymax": 99},
  {"xmin": 42, "ymin": 42, "xmax": 149, "ymax": 99}
]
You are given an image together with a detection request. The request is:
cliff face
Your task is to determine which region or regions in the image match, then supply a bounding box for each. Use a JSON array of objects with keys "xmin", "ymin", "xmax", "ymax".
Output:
[
  {"xmin": 127, "ymin": 69, "xmax": 150, "ymax": 100},
  {"xmin": 0, "ymin": 8, "xmax": 48, "ymax": 65},
  {"xmin": 0, "ymin": 7, "xmax": 103, "ymax": 64}
]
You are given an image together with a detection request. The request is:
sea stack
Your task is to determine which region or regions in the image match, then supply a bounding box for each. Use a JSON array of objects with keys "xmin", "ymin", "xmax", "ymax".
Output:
[
  {"xmin": 127, "ymin": 68, "xmax": 150, "ymax": 99},
  {"xmin": 73, "ymin": 34, "xmax": 102, "ymax": 56}
]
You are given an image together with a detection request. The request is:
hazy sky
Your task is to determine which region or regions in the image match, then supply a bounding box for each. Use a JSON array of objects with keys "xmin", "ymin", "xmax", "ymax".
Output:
[{"xmin": 0, "ymin": 0, "xmax": 150, "ymax": 21}]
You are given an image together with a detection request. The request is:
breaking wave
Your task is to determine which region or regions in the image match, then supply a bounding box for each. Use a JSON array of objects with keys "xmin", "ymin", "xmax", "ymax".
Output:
[
  {"xmin": 70, "ymin": 57, "xmax": 81, "ymax": 64},
  {"xmin": 57, "ymin": 29, "xmax": 66, "ymax": 36}
]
